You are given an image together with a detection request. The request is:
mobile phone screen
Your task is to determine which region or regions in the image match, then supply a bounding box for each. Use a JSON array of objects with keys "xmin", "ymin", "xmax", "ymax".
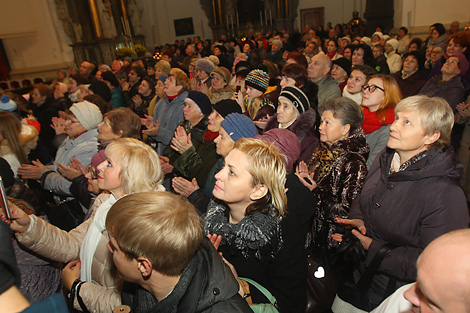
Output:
[{"xmin": 0, "ymin": 176, "xmax": 12, "ymax": 220}]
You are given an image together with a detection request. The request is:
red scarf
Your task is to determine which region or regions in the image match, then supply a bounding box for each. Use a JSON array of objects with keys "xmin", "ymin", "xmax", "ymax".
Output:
[
  {"xmin": 327, "ymin": 51, "xmax": 336, "ymax": 59},
  {"xmin": 362, "ymin": 107, "xmax": 395, "ymax": 134},
  {"xmin": 204, "ymin": 130, "xmax": 219, "ymax": 141},
  {"xmin": 167, "ymin": 94, "xmax": 180, "ymax": 100}
]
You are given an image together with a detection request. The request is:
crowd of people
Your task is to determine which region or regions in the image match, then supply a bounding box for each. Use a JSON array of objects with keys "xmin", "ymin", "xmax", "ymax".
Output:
[{"xmin": 1, "ymin": 17, "xmax": 470, "ymax": 313}]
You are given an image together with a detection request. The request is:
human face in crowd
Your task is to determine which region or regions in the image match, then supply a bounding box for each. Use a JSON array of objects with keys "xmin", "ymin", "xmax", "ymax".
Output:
[
  {"xmin": 372, "ymin": 34, "xmax": 380, "ymax": 43},
  {"xmin": 327, "ymin": 41, "xmax": 337, "ymax": 54},
  {"xmin": 214, "ymin": 127, "xmax": 235, "ymax": 157},
  {"xmin": 408, "ymin": 43, "xmax": 419, "ymax": 52},
  {"xmin": 304, "ymin": 43, "xmax": 316, "ymax": 54},
  {"xmin": 308, "ymin": 54, "xmax": 329, "ymax": 82},
  {"xmin": 57, "ymin": 71, "xmax": 66, "ymax": 80},
  {"xmin": 211, "ymin": 74, "xmax": 226, "ymax": 90},
  {"xmin": 213, "ymin": 47, "xmax": 222, "ymax": 56},
  {"xmin": 235, "ymin": 76, "xmax": 246, "ymax": 93},
  {"xmin": 245, "ymin": 86, "xmax": 263, "ymax": 99},
  {"xmin": 431, "ymin": 29, "xmax": 440, "ymax": 41},
  {"xmin": 194, "ymin": 67, "xmax": 209, "ymax": 80},
  {"xmin": 154, "ymin": 80, "xmax": 165, "ymax": 97},
  {"xmin": 64, "ymin": 113, "xmax": 86, "ymax": 138},
  {"xmin": 343, "ymin": 48, "xmax": 352, "ymax": 60},
  {"xmin": 68, "ymin": 78, "xmax": 79, "ymax": 94},
  {"xmin": 347, "ymin": 70, "xmax": 367, "ymax": 94},
  {"xmin": 164, "ymin": 76, "xmax": 182, "ymax": 97},
  {"xmin": 352, "ymin": 48, "xmax": 365, "ymax": 65},
  {"xmin": 31, "ymin": 88, "xmax": 46, "ymax": 104},
  {"xmin": 277, "ymin": 98, "xmax": 299, "ymax": 127},
  {"xmin": 331, "ymin": 64, "xmax": 348, "ymax": 83},
  {"xmin": 385, "ymin": 43, "xmax": 394, "ymax": 54},
  {"xmin": 430, "ymin": 47, "xmax": 444, "ymax": 63},
  {"xmin": 85, "ymin": 164, "xmax": 101, "ymax": 194},
  {"xmin": 97, "ymin": 117, "xmax": 121, "ymax": 143},
  {"xmin": 128, "ymin": 70, "xmax": 139, "ymax": 84},
  {"xmin": 97, "ymin": 151, "xmax": 124, "ymax": 198},
  {"xmin": 95, "ymin": 70, "xmax": 103, "ymax": 81},
  {"xmin": 111, "ymin": 60, "xmax": 121, "ymax": 72},
  {"xmin": 319, "ymin": 110, "xmax": 350, "ymax": 146},
  {"xmin": 154, "ymin": 66, "xmax": 164, "ymax": 77},
  {"xmin": 361, "ymin": 77, "xmax": 385, "ymax": 112},
  {"xmin": 441, "ymin": 56, "xmax": 461, "ymax": 77},
  {"xmin": 403, "ymin": 56, "xmax": 419, "ymax": 74},
  {"xmin": 138, "ymin": 80, "xmax": 153, "ymax": 97},
  {"xmin": 161, "ymin": 54, "xmax": 171, "ymax": 62},
  {"xmin": 207, "ymin": 109, "xmax": 224, "ymax": 132},
  {"xmin": 447, "ymin": 39, "xmax": 467, "ymax": 56},
  {"xmin": 388, "ymin": 110, "xmax": 436, "ymax": 163},
  {"xmin": 213, "ymin": 148, "xmax": 256, "ymax": 215},
  {"xmin": 271, "ymin": 43, "xmax": 280, "ymax": 52},
  {"xmin": 107, "ymin": 236, "xmax": 140, "ymax": 283},
  {"xmin": 243, "ymin": 43, "xmax": 251, "ymax": 53},
  {"xmin": 280, "ymin": 76, "xmax": 297, "ymax": 90},
  {"xmin": 79, "ymin": 61, "xmax": 93, "ymax": 76},
  {"xmin": 372, "ymin": 47, "xmax": 383, "ymax": 59},
  {"xmin": 147, "ymin": 66, "xmax": 155, "ymax": 77},
  {"xmin": 183, "ymin": 98, "xmax": 203, "ymax": 125},
  {"xmin": 341, "ymin": 39, "xmax": 349, "ymax": 49}
]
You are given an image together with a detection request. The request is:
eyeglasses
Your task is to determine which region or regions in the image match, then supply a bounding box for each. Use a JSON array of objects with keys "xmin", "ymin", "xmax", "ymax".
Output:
[
  {"xmin": 362, "ymin": 84, "xmax": 385, "ymax": 93},
  {"xmin": 86, "ymin": 164, "xmax": 98, "ymax": 180}
]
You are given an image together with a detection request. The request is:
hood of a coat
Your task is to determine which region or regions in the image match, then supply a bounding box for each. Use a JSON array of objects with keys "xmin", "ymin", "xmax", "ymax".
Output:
[{"xmin": 381, "ymin": 146, "xmax": 462, "ymax": 182}]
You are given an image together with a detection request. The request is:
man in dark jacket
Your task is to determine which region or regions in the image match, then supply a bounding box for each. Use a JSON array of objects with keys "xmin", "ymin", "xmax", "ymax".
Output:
[{"xmin": 106, "ymin": 192, "xmax": 251, "ymax": 313}]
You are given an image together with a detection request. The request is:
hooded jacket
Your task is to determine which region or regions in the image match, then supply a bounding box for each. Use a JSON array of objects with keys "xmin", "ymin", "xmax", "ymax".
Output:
[
  {"xmin": 349, "ymin": 147, "xmax": 469, "ymax": 308},
  {"xmin": 121, "ymin": 238, "xmax": 251, "ymax": 313}
]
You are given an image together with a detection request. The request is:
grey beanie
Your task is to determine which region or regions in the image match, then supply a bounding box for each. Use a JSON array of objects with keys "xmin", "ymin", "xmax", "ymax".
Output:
[
  {"xmin": 70, "ymin": 101, "xmax": 103, "ymax": 130},
  {"xmin": 195, "ymin": 58, "xmax": 215, "ymax": 74}
]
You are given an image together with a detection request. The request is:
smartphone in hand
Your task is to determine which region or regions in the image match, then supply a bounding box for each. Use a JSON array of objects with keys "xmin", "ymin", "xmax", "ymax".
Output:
[{"xmin": 0, "ymin": 176, "xmax": 12, "ymax": 220}]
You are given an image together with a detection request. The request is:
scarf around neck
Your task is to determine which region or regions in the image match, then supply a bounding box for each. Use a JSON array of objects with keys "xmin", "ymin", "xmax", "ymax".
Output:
[{"xmin": 362, "ymin": 107, "xmax": 395, "ymax": 134}]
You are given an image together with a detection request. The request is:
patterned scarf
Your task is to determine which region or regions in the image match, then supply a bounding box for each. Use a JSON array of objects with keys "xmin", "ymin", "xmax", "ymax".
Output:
[{"xmin": 308, "ymin": 144, "xmax": 345, "ymax": 183}]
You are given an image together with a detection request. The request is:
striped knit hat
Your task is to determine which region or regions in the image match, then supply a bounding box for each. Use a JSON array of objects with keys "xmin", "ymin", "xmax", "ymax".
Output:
[
  {"xmin": 245, "ymin": 69, "xmax": 269, "ymax": 93},
  {"xmin": 279, "ymin": 86, "xmax": 310, "ymax": 114}
]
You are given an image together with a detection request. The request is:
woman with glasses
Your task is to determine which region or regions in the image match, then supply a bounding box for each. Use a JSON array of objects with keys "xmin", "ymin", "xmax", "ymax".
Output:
[
  {"xmin": 361, "ymin": 74, "xmax": 402, "ymax": 167},
  {"xmin": 295, "ymin": 97, "xmax": 369, "ymax": 262},
  {"xmin": 333, "ymin": 96, "xmax": 469, "ymax": 310},
  {"xmin": 5, "ymin": 138, "xmax": 165, "ymax": 313}
]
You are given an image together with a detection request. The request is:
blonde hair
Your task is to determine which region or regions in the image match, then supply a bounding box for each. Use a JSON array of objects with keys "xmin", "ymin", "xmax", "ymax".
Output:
[
  {"xmin": 234, "ymin": 138, "xmax": 287, "ymax": 217},
  {"xmin": 395, "ymin": 95, "xmax": 454, "ymax": 149},
  {"xmin": 106, "ymin": 192, "xmax": 203, "ymax": 276},
  {"xmin": 244, "ymin": 96, "xmax": 264, "ymax": 120},
  {"xmin": 0, "ymin": 112, "xmax": 27, "ymax": 164},
  {"xmin": 155, "ymin": 60, "xmax": 171, "ymax": 75},
  {"xmin": 105, "ymin": 138, "xmax": 163, "ymax": 194},
  {"xmin": 169, "ymin": 68, "xmax": 190, "ymax": 93}
]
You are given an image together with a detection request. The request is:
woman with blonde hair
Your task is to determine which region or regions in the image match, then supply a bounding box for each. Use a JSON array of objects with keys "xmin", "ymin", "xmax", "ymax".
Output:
[
  {"xmin": 205, "ymin": 138, "xmax": 307, "ymax": 312},
  {"xmin": 361, "ymin": 74, "xmax": 403, "ymax": 167},
  {"xmin": 5, "ymin": 138, "xmax": 165, "ymax": 313}
]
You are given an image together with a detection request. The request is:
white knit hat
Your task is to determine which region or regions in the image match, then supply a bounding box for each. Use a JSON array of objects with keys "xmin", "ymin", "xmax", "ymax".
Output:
[
  {"xmin": 70, "ymin": 101, "xmax": 103, "ymax": 130},
  {"xmin": 387, "ymin": 39, "xmax": 399, "ymax": 51}
]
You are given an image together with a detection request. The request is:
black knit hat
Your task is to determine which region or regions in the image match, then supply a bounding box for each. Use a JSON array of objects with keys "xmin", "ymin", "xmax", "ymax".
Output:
[
  {"xmin": 89, "ymin": 80, "xmax": 112, "ymax": 102},
  {"xmin": 212, "ymin": 99, "xmax": 242, "ymax": 118},
  {"xmin": 279, "ymin": 86, "xmax": 310, "ymax": 114},
  {"xmin": 333, "ymin": 58, "xmax": 352, "ymax": 77},
  {"xmin": 101, "ymin": 71, "xmax": 120, "ymax": 88},
  {"xmin": 187, "ymin": 91, "xmax": 212, "ymax": 115}
]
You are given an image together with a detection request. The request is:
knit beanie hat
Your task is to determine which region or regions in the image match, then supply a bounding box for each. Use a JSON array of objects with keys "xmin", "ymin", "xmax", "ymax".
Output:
[
  {"xmin": 187, "ymin": 91, "xmax": 212, "ymax": 115},
  {"xmin": 206, "ymin": 55, "xmax": 220, "ymax": 66},
  {"xmin": 213, "ymin": 99, "xmax": 242, "ymax": 118},
  {"xmin": 254, "ymin": 128, "xmax": 300, "ymax": 173},
  {"xmin": 195, "ymin": 58, "xmax": 215, "ymax": 74},
  {"xmin": 221, "ymin": 113, "xmax": 258, "ymax": 142},
  {"xmin": 211, "ymin": 67, "xmax": 232, "ymax": 84},
  {"xmin": 70, "ymin": 101, "xmax": 103, "ymax": 130},
  {"xmin": 342, "ymin": 37, "xmax": 351, "ymax": 44},
  {"xmin": 272, "ymin": 39, "xmax": 283, "ymax": 49},
  {"xmin": 215, "ymin": 44, "xmax": 227, "ymax": 54},
  {"xmin": 387, "ymin": 39, "xmax": 399, "ymax": 51},
  {"xmin": 453, "ymin": 53, "xmax": 470, "ymax": 76},
  {"xmin": 372, "ymin": 32, "xmax": 384, "ymax": 39},
  {"xmin": 333, "ymin": 57, "xmax": 352, "ymax": 76},
  {"xmin": 89, "ymin": 81, "xmax": 111, "ymax": 102},
  {"xmin": 0, "ymin": 157, "xmax": 14, "ymax": 189},
  {"xmin": 279, "ymin": 86, "xmax": 310, "ymax": 114},
  {"xmin": 245, "ymin": 69, "xmax": 269, "ymax": 93},
  {"xmin": 91, "ymin": 149, "xmax": 107, "ymax": 171},
  {"xmin": 361, "ymin": 37, "xmax": 371, "ymax": 47},
  {"xmin": 157, "ymin": 74, "xmax": 168, "ymax": 83},
  {"xmin": 0, "ymin": 95, "xmax": 17, "ymax": 112}
]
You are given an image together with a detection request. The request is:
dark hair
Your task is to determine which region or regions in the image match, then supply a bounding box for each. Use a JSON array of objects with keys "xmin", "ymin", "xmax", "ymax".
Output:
[
  {"xmin": 351, "ymin": 64, "xmax": 376, "ymax": 80},
  {"xmin": 286, "ymin": 51, "xmax": 308, "ymax": 69},
  {"xmin": 409, "ymin": 38, "xmax": 423, "ymax": 50},
  {"xmin": 432, "ymin": 23, "xmax": 446, "ymax": 37},
  {"xmin": 400, "ymin": 27, "xmax": 409, "ymax": 34},
  {"xmin": 33, "ymin": 83, "xmax": 53, "ymax": 99},
  {"xmin": 373, "ymin": 44, "xmax": 384, "ymax": 52},
  {"xmin": 83, "ymin": 94, "xmax": 109, "ymax": 115},
  {"xmin": 131, "ymin": 66, "xmax": 146, "ymax": 79},
  {"xmin": 101, "ymin": 71, "xmax": 120, "ymax": 88},
  {"xmin": 70, "ymin": 74, "xmax": 90, "ymax": 85},
  {"xmin": 281, "ymin": 63, "xmax": 308, "ymax": 88},
  {"xmin": 352, "ymin": 44, "xmax": 376, "ymax": 68},
  {"xmin": 141, "ymin": 76, "xmax": 156, "ymax": 92},
  {"xmin": 403, "ymin": 51, "xmax": 425, "ymax": 70}
]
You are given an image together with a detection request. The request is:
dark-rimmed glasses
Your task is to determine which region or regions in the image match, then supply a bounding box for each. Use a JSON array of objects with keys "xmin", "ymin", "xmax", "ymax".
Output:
[{"xmin": 362, "ymin": 84, "xmax": 385, "ymax": 93}]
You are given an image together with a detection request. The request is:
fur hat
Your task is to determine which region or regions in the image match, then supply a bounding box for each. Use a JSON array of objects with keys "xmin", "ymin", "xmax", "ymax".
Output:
[
  {"xmin": 279, "ymin": 86, "xmax": 310, "ymax": 114},
  {"xmin": 255, "ymin": 128, "xmax": 300, "ymax": 173},
  {"xmin": 70, "ymin": 101, "xmax": 103, "ymax": 130},
  {"xmin": 213, "ymin": 99, "xmax": 242, "ymax": 118},
  {"xmin": 211, "ymin": 67, "xmax": 231, "ymax": 84},
  {"xmin": 195, "ymin": 58, "xmax": 215, "ymax": 74},
  {"xmin": 221, "ymin": 113, "xmax": 258, "ymax": 142},
  {"xmin": 245, "ymin": 69, "xmax": 269, "ymax": 93},
  {"xmin": 187, "ymin": 91, "xmax": 212, "ymax": 115}
]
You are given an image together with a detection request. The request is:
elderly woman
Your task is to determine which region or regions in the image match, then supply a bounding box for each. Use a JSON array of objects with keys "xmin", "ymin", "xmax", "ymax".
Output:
[
  {"xmin": 331, "ymin": 58, "xmax": 352, "ymax": 92},
  {"xmin": 6, "ymin": 138, "xmax": 165, "ymax": 313},
  {"xmin": 424, "ymin": 44, "xmax": 445, "ymax": 70},
  {"xmin": 384, "ymin": 39, "xmax": 403, "ymax": 74},
  {"xmin": 204, "ymin": 137, "xmax": 306, "ymax": 312},
  {"xmin": 296, "ymin": 97, "xmax": 369, "ymax": 254},
  {"xmin": 207, "ymin": 67, "xmax": 234, "ymax": 104},
  {"xmin": 334, "ymin": 95, "xmax": 469, "ymax": 310},
  {"xmin": 18, "ymin": 101, "xmax": 103, "ymax": 204},
  {"xmin": 392, "ymin": 51, "xmax": 430, "ymax": 98}
]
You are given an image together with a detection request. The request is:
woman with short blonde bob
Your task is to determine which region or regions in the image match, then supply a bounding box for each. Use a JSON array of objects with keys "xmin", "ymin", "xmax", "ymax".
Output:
[
  {"xmin": 5, "ymin": 138, "xmax": 165, "ymax": 313},
  {"xmin": 204, "ymin": 138, "xmax": 305, "ymax": 312},
  {"xmin": 334, "ymin": 96, "xmax": 469, "ymax": 310}
]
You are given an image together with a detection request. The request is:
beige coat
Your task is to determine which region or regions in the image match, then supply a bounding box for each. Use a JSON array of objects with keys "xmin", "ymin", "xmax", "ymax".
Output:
[{"xmin": 16, "ymin": 193, "xmax": 122, "ymax": 313}]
